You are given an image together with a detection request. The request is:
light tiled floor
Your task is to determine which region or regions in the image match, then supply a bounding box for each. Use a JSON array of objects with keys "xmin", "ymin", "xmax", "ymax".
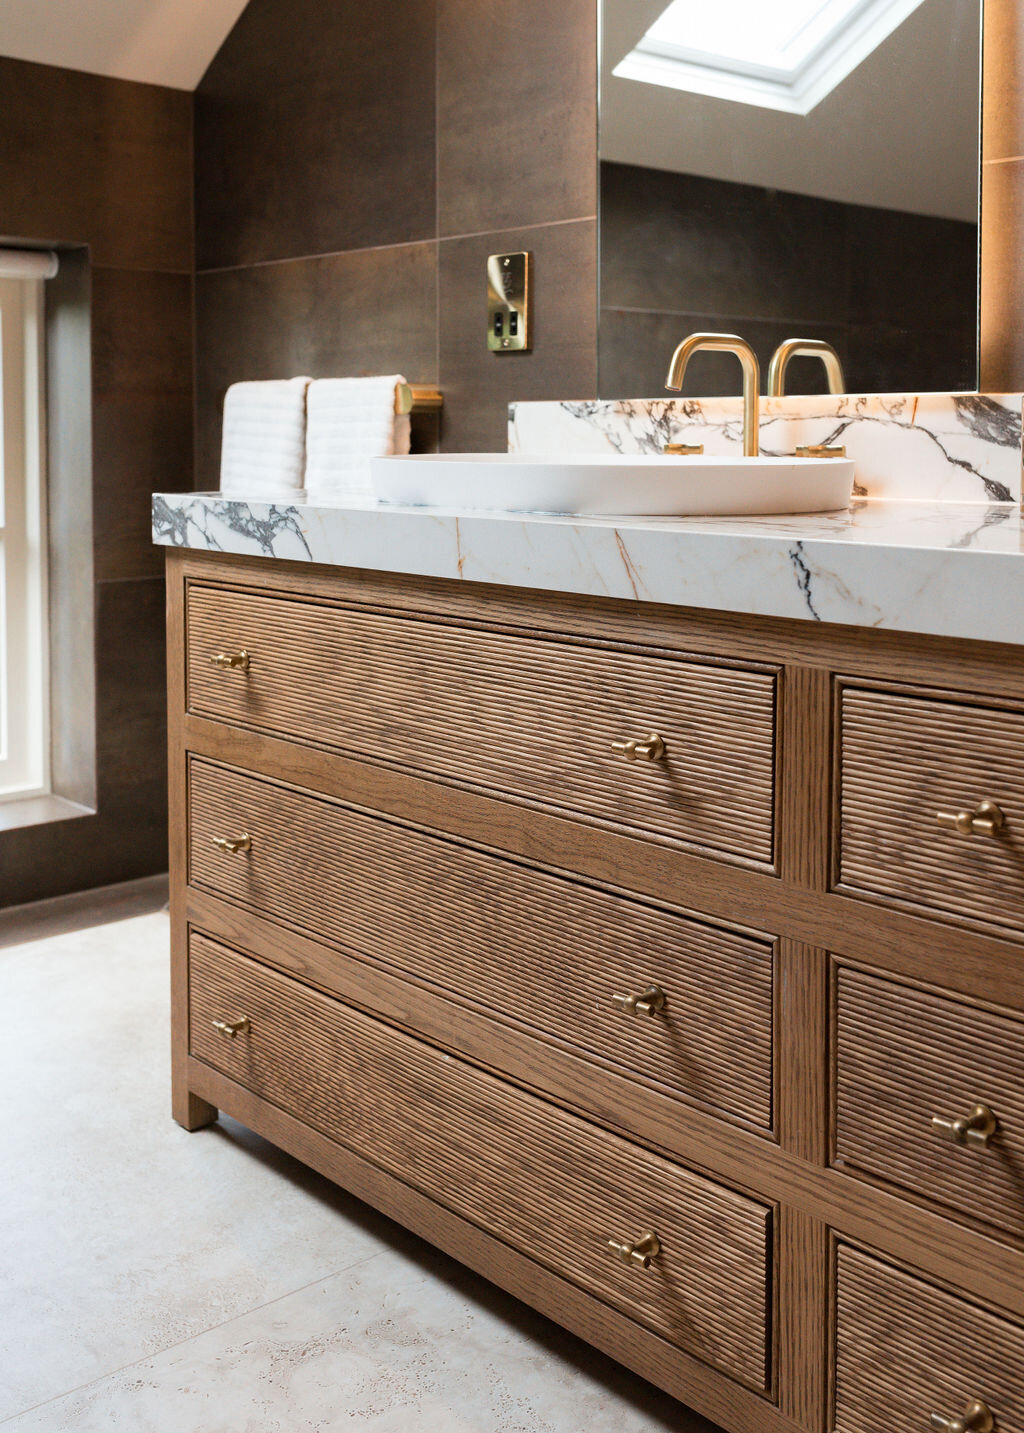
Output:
[{"xmin": 0, "ymin": 877, "xmax": 714, "ymax": 1431}]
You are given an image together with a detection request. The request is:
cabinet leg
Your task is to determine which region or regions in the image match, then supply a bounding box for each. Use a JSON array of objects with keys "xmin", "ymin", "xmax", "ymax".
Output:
[{"xmin": 173, "ymin": 1086, "xmax": 218, "ymax": 1131}]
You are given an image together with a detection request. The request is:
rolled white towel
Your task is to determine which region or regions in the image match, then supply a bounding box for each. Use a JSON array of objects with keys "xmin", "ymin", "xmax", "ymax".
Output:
[
  {"xmin": 220, "ymin": 377, "xmax": 311, "ymax": 497},
  {"xmin": 305, "ymin": 375, "xmax": 411, "ymax": 502}
]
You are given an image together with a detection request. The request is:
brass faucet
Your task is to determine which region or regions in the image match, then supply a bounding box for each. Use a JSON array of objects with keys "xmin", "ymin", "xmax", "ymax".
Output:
[
  {"xmin": 664, "ymin": 333, "xmax": 760, "ymax": 457},
  {"xmin": 767, "ymin": 338, "xmax": 845, "ymax": 397}
]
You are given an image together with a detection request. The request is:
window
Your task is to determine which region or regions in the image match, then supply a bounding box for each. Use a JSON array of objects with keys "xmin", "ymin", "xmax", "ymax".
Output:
[
  {"xmin": 0, "ymin": 274, "xmax": 48, "ymax": 800},
  {"xmin": 613, "ymin": 0, "xmax": 928, "ymax": 114}
]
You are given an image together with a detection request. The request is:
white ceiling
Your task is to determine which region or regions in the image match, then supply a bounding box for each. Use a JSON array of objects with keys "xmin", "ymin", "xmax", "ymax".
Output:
[
  {"xmin": 602, "ymin": 0, "xmax": 981, "ymax": 222},
  {"xmin": 0, "ymin": 0, "xmax": 250, "ymax": 90}
]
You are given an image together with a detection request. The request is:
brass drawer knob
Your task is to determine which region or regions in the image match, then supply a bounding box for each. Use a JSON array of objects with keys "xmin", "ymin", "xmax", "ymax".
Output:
[
  {"xmin": 930, "ymin": 1399, "xmax": 994, "ymax": 1433},
  {"xmin": 212, "ymin": 832, "xmax": 252, "ymax": 855},
  {"xmin": 937, "ymin": 800, "xmax": 1005, "ymax": 838},
  {"xmin": 931, "ymin": 1103, "xmax": 998, "ymax": 1149},
  {"xmin": 611, "ymin": 732, "xmax": 666, "ymax": 763},
  {"xmin": 612, "ymin": 984, "xmax": 667, "ymax": 1017},
  {"xmin": 210, "ymin": 649, "xmax": 250, "ymax": 671},
  {"xmin": 212, "ymin": 1016, "xmax": 251, "ymax": 1039},
  {"xmin": 608, "ymin": 1231, "xmax": 661, "ymax": 1269}
]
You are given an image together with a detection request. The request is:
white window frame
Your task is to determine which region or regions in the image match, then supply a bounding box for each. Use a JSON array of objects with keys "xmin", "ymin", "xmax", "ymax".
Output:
[{"xmin": 0, "ymin": 275, "xmax": 49, "ymax": 801}]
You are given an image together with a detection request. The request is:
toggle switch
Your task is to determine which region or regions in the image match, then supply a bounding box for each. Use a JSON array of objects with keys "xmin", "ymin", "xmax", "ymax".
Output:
[{"xmin": 487, "ymin": 251, "xmax": 531, "ymax": 352}]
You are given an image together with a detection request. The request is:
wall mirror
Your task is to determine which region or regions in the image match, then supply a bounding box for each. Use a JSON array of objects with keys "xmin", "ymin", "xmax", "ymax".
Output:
[{"xmin": 598, "ymin": 0, "xmax": 982, "ymax": 398}]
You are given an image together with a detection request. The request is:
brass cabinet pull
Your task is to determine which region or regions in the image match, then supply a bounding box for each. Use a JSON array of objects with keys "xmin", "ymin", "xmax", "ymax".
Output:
[
  {"xmin": 611, "ymin": 732, "xmax": 666, "ymax": 763},
  {"xmin": 212, "ymin": 1016, "xmax": 251, "ymax": 1039},
  {"xmin": 612, "ymin": 984, "xmax": 667, "ymax": 1017},
  {"xmin": 937, "ymin": 800, "xmax": 1005, "ymax": 838},
  {"xmin": 607, "ymin": 1231, "xmax": 661, "ymax": 1269},
  {"xmin": 212, "ymin": 832, "xmax": 252, "ymax": 855},
  {"xmin": 931, "ymin": 1102, "xmax": 999, "ymax": 1149},
  {"xmin": 210, "ymin": 649, "xmax": 250, "ymax": 671},
  {"xmin": 930, "ymin": 1399, "xmax": 995, "ymax": 1433}
]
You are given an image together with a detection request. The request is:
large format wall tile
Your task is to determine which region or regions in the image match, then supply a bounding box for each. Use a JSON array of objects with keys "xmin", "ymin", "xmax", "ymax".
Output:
[
  {"xmin": 438, "ymin": 220, "xmax": 597, "ymax": 451},
  {"xmin": 437, "ymin": 0, "xmax": 597, "ymax": 237},
  {"xmin": 194, "ymin": 242, "xmax": 438, "ymax": 488},
  {"xmin": 194, "ymin": 0, "xmax": 437, "ymax": 270},
  {"xmin": 91, "ymin": 268, "xmax": 194, "ymax": 582},
  {"xmin": 0, "ymin": 58, "xmax": 192, "ymax": 272}
]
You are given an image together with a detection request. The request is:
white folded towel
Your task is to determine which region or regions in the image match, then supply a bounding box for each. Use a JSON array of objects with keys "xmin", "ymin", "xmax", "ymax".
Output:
[
  {"xmin": 219, "ymin": 377, "xmax": 311, "ymax": 497},
  {"xmin": 304, "ymin": 375, "xmax": 411, "ymax": 502}
]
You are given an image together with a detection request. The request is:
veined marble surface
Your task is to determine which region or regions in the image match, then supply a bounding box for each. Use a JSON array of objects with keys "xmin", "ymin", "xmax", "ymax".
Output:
[
  {"xmin": 153, "ymin": 491, "xmax": 1024, "ymax": 646},
  {"xmin": 509, "ymin": 394, "xmax": 1024, "ymax": 505}
]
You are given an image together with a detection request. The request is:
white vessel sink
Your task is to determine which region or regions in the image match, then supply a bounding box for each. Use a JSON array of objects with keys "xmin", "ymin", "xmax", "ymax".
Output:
[{"xmin": 371, "ymin": 453, "xmax": 854, "ymax": 517}]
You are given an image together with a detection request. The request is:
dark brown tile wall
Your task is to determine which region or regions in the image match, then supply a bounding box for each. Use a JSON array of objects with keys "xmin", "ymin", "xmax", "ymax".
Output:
[
  {"xmin": 193, "ymin": 0, "xmax": 598, "ymax": 482},
  {"xmin": 0, "ymin": 57, "xmax": 193, "ymax": 907},
  {"xmin": 600, "ymin": 162, "xmax": 978, "ymax": 399}
]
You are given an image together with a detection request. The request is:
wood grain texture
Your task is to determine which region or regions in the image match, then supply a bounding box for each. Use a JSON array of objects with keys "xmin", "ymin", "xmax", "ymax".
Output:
[
  {"xmin": 777, "ymin": 1207, "xmax": 828, "ymax": 1431},
  {"xmin": 835, "ymin": 965, "xmax": 1024, "ymax": 1239},
  {"xmin": 777, "ymin": 940, "xmax": 829, "ymax": 1165},
  {"xmin": 189, "ymin": 934, "xmax": 774, "ymax": 1392},
  {"xmin": 188, "ymin": 758, "xmax": 775, "ymax": 1129},
  {"xmin": 834, "ymin": 1244, "xmax": 1024, "ymax": 1433},
  {"xmin": 186, "ymin": 582, "xmax": 778, "ymax": 866},
  {"xmin": 187, "ymin": 1055, "xmax": 800, "ymax": 1433},
  {"xmin": 168, "ymin": 553, "xmax": 216, "ymax": 1130},
  {"xmin": 778, "ymin": 666, "xmax": 832, "ymax": 891},
  {"xmin": 837, "ymin": 683, "xmax": 1024, "ymax": 936}
]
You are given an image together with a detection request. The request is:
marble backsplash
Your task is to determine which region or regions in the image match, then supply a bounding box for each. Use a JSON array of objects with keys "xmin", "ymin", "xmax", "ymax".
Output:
[{"xmin": 509, "ymin": 393, "xmax": 1024, "ymax": 505}]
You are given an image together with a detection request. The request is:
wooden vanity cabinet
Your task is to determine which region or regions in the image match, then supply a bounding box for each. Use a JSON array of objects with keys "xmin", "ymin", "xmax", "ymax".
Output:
[{"xmin": 167, "ymin": 549, "xmax": 1024, "ymax": 1433}]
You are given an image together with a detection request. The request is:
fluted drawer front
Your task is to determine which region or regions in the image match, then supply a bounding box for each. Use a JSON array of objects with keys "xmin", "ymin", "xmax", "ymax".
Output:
[
  {"xmin": 187, "ymin": 584, "xmax": 777, "ymax": 865},
  {"xmin": 838, "ymin": 685, "xmax": 1024, "ymax": 933},
  {"xmin": 188, "ymin": 759, "xmax": 775, "ymax": 1130},
  {"xmin": 835, "ymin": 967, "xmax": 1024, "ymax": 1237},
  {"xmin": 189, "ymin": 934, "xmax": 773, "ymax": 1391},
  {"xmin": 835, "ymin": 1245, "xmax": 1024, "ymax": 1433}
]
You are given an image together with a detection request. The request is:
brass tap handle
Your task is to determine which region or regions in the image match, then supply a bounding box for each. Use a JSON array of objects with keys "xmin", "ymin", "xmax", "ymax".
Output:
[
  {"xmin": 212, "ymin": 832, "xmax": 252, "ymax": 855},
  {"xmin": 664, "ymin": 443, "xmax": 704, "ymax": 456},
  {"xmin": 930, "ymin": 1399, "xmax": 995, "ymax": 1433},
  {"xmin": 795, "ymin": 444, "xmax": 847, "ymax": 459},
  {"xmin": 937, "ymin": 800, "xmax": 1005, "ymax": 838},
  {"xmin": 607, "ymin": 1231, "xmax": 662, "ymax": 1269},
  {"xmin": 611, "ymin": 732, "xmax": 666, "ymax": 763},
  {"xmin": 212, "ymin": 1016, "xmax": 251, "ymax": 1039},
  {"xmin": 931, "ymin": 1103, "xmax": 998, "ymax": 1149},
  {"xmin": 612, "ymin": 984, "xmax": 667, "ymax": 1018},
  {"xmin": 210, "ymin": 649, "xmax": 250, "ymax": 671}
]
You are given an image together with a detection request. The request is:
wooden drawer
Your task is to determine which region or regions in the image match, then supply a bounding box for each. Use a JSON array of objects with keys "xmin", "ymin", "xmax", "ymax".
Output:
[
  {"xmin": 188, "ymin": 933, "xmax": 773, "ymax": 1391},
  {"xmin": 837, "ymin": 684, "xmax": 1024, "ymax": 934},
  {"xmin": 834, "ymin": 1244, "xmax": 1024, "ymax": 1433},
  {"xmin": 834, "ymin": 966, "xmax": 1024, "ymax": 1238},
  {"xmin": 186, "ymin": 584, "xmax": 777, "ymax": 866},
  {"xmin": 188, "ymin": 758, "xmax": 775, "ymax": 1131}
]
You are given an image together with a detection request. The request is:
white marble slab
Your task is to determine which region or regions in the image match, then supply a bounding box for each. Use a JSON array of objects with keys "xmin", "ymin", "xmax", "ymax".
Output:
[
  {"xmin": 509, "ymin": 394, "xmax": 1024, "ymax": 505},
  {"xmin": 153, "ymin": 492, "xmax": 1024, "ymax": 647}
]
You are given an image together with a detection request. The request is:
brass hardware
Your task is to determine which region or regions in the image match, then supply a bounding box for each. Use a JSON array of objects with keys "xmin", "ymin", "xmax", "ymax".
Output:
[
  {"xmin": 936, "ymin": 800, "xmax": 1005, "ymax": 838},
  {"xmin": 767, "ymin": 338, "xmax": 846, "ymax": 397},
  {"xmin": 665, "ymin": 333, "xmax": 760, "ymax": 457},
  {"xmin": 611, "ymin": 732, "xmax": 666, "ymax": 762},
  {"xmin": 796, "ymin": 444, "xmax": 847, "ymax": 459},
  {"xmin": 930, "ymin": 1399, "xmax": 995, "ymax": 1433},
  {"xmin": 931, "ymin": 1102, "xmax": 999, "ymax": 1149},
  {"xmin": 210, "ymin": 649, "xmax": 250, "ymax": 671},
  {"xmin": 607, "ymin": 1231, "xmax": 662, "ymax": 1269},
  {"xmin": 212, "ymin": 832, "xmax": 252, "ymax": 855},
  {"xmin": 394, "ymin": 383, "xmax": 444, "ymax": 416},
  {"xmin": 612, "ymin": 984, "xmax": 667, "ymax": 1017},
  {"xmin": 487, "ymin": 251, "xmax": 531, "ymax": 352},
  {"xmin": 212, "ymin": 1016, "xmax": 251, "ymax": 1039},
  {"xmin": 664, "ymin": 443, "xmax": 705, "ymax": 456}
]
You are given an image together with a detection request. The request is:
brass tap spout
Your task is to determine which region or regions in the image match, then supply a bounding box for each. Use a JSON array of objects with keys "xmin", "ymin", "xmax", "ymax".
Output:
[
  {"xmin": 767, "ymin": 338, "xmax": 845, "ymax": 397},
  {"xmin": 664, "ymin": 333, "xmax": 760, "ymax": 457}
]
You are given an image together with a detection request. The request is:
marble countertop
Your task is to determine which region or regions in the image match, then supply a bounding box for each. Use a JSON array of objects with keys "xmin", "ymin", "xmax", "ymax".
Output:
[{"xmin": 152, "ymin": 491, "xmax": 1024, "ymax": 647}]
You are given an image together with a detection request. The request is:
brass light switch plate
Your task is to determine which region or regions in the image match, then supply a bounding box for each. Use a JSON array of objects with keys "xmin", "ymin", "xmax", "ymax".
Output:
[{"xmin": 487, "ymin": 251, "xmax": 531, "ymax": 352}]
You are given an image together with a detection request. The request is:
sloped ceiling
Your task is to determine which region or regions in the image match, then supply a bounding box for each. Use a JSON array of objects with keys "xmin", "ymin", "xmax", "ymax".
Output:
[{"xmin": 0, "ymin": 0, "xmax": 251, "ymax": 90}]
